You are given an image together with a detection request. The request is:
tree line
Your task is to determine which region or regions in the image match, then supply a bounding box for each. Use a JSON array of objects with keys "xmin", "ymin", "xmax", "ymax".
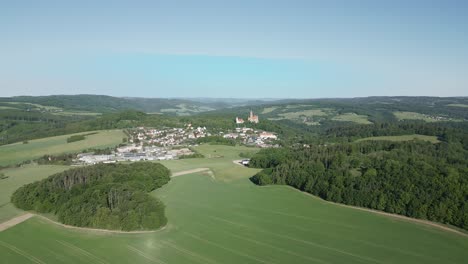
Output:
[{"xmin": 250, "ymin": 138, "xmax": 468, "ymax": 230}]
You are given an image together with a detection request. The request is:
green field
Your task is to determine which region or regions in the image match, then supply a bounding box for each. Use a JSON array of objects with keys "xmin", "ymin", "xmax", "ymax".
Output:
[
  {"xmin": 391, "ymin": 111, "xmax": 463, "ymax": 122},
  {"xmin": 447, "ymin": 104, "xmax": 468, "ymax": 108},
  {"xmin": 261, "ymin": 107, "xmax": 278, "ymax": 114},
  {"xmin": 0, "ymin": 130, "xmax": 125, "ymax": 166},
  {"xmin": 332, "ymin": 113, "xmax": 372, "ymax": 124},
  {"xmin": 356, "ymin": 134, "xmax": 441, "ymax": 143},
  {"xmin": 1, "ymin": 145, "xmax": 467, "ymax": 263},
  {"xmin": 278, "ymin": 109, "xmax": 329, "ymax": 119}
]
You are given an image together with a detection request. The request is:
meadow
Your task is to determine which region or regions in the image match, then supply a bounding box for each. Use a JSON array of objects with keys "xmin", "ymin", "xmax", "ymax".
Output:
[
  {"xmin": 393, "ymin": 111, "xmax": 442, "ymax": 122},
  {"xmin": 1, "ymin": 144, "xmax": 467, "ymax": 263},
  {"xmin": 448, "ymin": 104, "xmax": 468, "ymax": 108},
  {"xmin": 355, "ymin": 134, "xmax": 440, "ymax": 143},
  {"xmin": 331, "ymin": 113, "xmax": 372, "ymax": 124},
  {"xmin": 0, "ymin": 130, "xmax": 125, "ymax": 166}
]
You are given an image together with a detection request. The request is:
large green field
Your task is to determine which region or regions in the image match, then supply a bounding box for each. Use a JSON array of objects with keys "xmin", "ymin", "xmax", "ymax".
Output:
[
  {"xmin": 355, "ymin": 134, "xmax": 440, "ymax": 143},
  {"xmin": 0, "ymin": 130, "xmax": 125, "ymax": 166},
  {"xmin": 1, "ymin": 145, "xmax": 467, "ymax": 263}
]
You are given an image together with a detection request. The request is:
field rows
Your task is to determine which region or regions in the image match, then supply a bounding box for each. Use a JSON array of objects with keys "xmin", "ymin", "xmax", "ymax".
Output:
[{"xmin": 1, "ymin": 145, "xmax": 467, "ymax": 263}]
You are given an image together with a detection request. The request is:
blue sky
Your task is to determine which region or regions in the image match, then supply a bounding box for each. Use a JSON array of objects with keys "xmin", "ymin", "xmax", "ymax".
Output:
[{"xmin": 0, "ymin": 0, "xmax": 467, "ymax": 98}]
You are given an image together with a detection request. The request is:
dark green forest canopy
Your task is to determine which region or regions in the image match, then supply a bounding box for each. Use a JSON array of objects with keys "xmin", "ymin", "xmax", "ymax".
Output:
[
  {"xmin": 249, "ymin": 138, "xmax": 468, "ymax": 231},
  {"xmin": 11, "ymin": 162, "xmax": 171, "ymax": 231}
]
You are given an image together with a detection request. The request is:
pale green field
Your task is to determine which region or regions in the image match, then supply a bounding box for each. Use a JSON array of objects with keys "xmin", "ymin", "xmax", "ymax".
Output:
[
  {"xmin": 0, "ymin": 165, "xmax": 68, "ymax": 222},
  {"xmin": 0, "ymin": 130, "xmax": 125, "ymax": 166},
  {"xmin": 332, "ymin": 113, "xmax": 372, "ymax": 124},
  {"xmin": 394, "ymin": 111, "xmax": 434, "ymax": 122},
  {"xmin": 1, "ymin": 145, "xmax": 467, "ymax": 263},
  {"xmin": 4, "ymin": 102, "xmax": 63, "ymax": 111},
  {"xmin": 160, "ymin": 104, "xmax": 215, "ymax": 116},
  {"xmin": 160, "ymin": 145, "xmax": 261, "ymax": 181},
  {"xmin": 448, "ymin": 103, "xmax": 468, "ymax": 108},
  {"xmin": 356, "ymin": 134, "xmax": 441, "ymax": 143},
  {"xmin": 0, "ymin": 106, "xmax": 18, "ymax": 110},
  {"xmin": 277, "ymin": 109, "xmax": 329, "ymax": 119},
  {"xmin": 261, "ymin": 107, "xmax": 278, "ymax": 114},
  {"xmin": 51, "ymin": 111, "xmax": 101, "ymax": 116}
]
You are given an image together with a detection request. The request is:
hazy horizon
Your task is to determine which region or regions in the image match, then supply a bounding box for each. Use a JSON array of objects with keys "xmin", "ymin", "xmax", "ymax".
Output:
[
  {"xmin": 1, "ymin": 1, "xmax": 467, "ymax": 97},
  {"xmin": 2, "ymin": 93, "xmax": 467, "ymax": 100}
]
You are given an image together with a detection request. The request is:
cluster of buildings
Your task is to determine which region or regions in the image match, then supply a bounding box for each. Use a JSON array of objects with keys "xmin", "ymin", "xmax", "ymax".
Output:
[
  {"xmin": 236, "ymin": 111, "xmax": 259, "ymax": 124},
  {"xmin": 74, "ymin": 111, "xmax": 279, "ymax": 165},
  {"xmin": 223, "ymin": 127, "xmax": 279, "ymax": 148},
  {"xmin": 76, "ymin": 146, "xmax": 194, "ymax": 165},
  {"xmin": 132, "ymin": 126, "xmax": 209, "ymax": 146}
]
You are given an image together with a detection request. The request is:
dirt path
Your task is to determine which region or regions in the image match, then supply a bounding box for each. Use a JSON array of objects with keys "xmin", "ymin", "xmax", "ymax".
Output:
[
  {"xmin": 171, "ymin": 168, "xmax": 210, "ymax": 177},
  {"xmin": 232, "ymin": 160, "xmax": 245, "ymax": 166},
  {"xmin": 34, "ymin": 215, "xmax": 166, "ymax": 234},
  {"xmin": 0, "ymin": 213, "xmax": 34, "ymax": 232},
  {"xmin": 283, "ymin": 186, "xmax": 468, "ymax": 238},
  {"xmin": 0, "ymin": 213, "xmax": 165, "ymax": 234}
]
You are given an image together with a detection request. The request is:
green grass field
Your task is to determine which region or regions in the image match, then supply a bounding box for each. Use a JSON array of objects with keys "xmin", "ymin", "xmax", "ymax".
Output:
[
  {"xmin": 1, "ymin": 145, "xmax": 467, "ymax": 263},
  {"xmin": 278, "ymin": 109, "xmax": 329, "ymax": 119},
  {"xmin": 261, "ymin": 107, "xmax": 278, "ymax": 114},
  {"xmin": 356, "ymin": 134, "xmax": 440, "ymax": 143},
  {"xmin": 0, "ymin": 130, "xmax": 125, "ymax": 166},
  {"xmin": 332, "ymin": 113, "xmax": 372, "ymax": 124},
  {"xmin": 447, "ymin": 104, "xmax": 468, "ymax": 108}
]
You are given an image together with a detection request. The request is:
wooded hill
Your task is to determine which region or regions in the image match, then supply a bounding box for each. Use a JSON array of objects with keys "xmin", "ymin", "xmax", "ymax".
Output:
[
  {"xmin": 250, "ymin": 130, "xmax": 468, "ymax": 230},
  {"xmin": 11, "ymin": 162, "xmax": 171, "ymax": 231}
]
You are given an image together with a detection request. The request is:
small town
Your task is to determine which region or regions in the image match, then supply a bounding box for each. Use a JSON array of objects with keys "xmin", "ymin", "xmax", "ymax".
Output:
[{"xmin": 75, "ymin": 111, "xmax": 278, "ymax": 165}]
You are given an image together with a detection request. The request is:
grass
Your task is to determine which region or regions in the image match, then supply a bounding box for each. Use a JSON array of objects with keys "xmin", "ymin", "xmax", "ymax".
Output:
[
  {"xmin": 448, "ymin": 104, "xmax": 468, "ymax": 108},
  {"xmin": 51, "ymin": 111, "xmax": 101, "ymax": 116},
  {"xmin": 160, "ymin": 104, "xmax": 215, "ymax": 116},
  {"xmin": 0, "ymin": 130, "xmax": 125, "ymax": 166},
  {"xmin": 275, "ymin": 109, "xmax": 329, "ymax": 120},
  {"xmin": 160, "ymin": 145, "xmax": 261, "ymax": 181},
  {"xmin": 1, "ymin": 145, "xmax": 467, "ymax": 263},
  {"xmin": 356, "ymin": 134, "xmax": 440, "ymax": 143},
  {"xmin": 0, "ymin": 165, "xmax": 68, "ymax": 222},
  {"xmin": 332, "ymin": 113, "xmax": 372, "ymax": 124},
  {"xmin": 261, "ymin": 107, "xmax": 278, "ymax": 114},
  {"xmin": 392, "ymin": 111, "xmax": 463, "ymax": 122}
]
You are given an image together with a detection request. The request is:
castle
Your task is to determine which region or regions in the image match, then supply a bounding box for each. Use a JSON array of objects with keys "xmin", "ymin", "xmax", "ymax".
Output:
[{"xmin": 236, "ymin": 110, "xmax": 258, "ymax": 124}]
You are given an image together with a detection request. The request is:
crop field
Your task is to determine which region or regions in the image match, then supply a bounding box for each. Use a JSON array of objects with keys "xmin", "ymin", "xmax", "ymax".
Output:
[
  {"xmin": 51, "ymin": 111, "xmax": 101, "ymax": 116},
  {"xmin": 277, "ymin": 109, "xmax": 329, "ymax": 119},
  {"xmin": 261, "ymin": 107, "xmax": 278, "ymax": 114},
  {"xmin": 331, "ymin": 113, "xmax": 372, "ymax": 124},
  {"xmin": 0, "ymin": 130, "xmax": 125, "ymax": 166},
  {"xmin": 355, "ymin": 134, "xmax": 440, "ymax": 143},
  {"xmin": 448, "ymin": 104, "xmax": 468, "ymax": 108},
  {"xmin": 1, "ymin": 145, "xmax": 467, "ymax": 263},
  {"xmin": 160, "ymin": 104, "xmax": 215, "ymax": 116},
  {"xmin": 393, "ymin": 111, "xmax": 452, "ymax": 122}
]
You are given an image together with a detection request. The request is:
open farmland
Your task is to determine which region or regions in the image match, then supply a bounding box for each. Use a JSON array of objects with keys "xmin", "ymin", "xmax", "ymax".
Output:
[
  {"xmin": 331, "ymin": 113, "xmax": 372, "ymax": 124},
  {"xmin": 1, "ymin": 145, "xmax": 467, "ymax": 263},
  {"xmin": 0, "ymin": 130, "xmax": 125, "ymax": 166},
  {"xmin": 355, "ymin": 134, "xmax": 440, "ymax": 143}
]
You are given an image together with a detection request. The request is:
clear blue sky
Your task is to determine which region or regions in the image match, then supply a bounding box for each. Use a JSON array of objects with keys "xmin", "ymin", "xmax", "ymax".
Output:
[{"xmin": 1, "ymin": 0, "xmax": 467, "ymax": 98}]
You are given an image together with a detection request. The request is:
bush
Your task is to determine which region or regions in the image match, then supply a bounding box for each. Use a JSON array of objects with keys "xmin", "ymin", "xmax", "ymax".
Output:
[{"xmin": 66, "ymin": 135, "xmax": 85, "ymax": 143}]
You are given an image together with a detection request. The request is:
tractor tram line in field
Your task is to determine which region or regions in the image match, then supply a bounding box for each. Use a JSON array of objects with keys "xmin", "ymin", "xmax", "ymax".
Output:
[{"xmin": 1, "ymin": 145, "xmax": 468, "ymax": 263}]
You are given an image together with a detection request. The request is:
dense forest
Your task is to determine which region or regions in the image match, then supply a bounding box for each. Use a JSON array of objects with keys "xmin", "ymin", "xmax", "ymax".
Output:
[
  {"xmin": 11, "ymin": 162, "xmax": 171, "ymax": 231},
  {"xmin": 250, "ymin": 134, "xmax": 468, "ymax": 230}
]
